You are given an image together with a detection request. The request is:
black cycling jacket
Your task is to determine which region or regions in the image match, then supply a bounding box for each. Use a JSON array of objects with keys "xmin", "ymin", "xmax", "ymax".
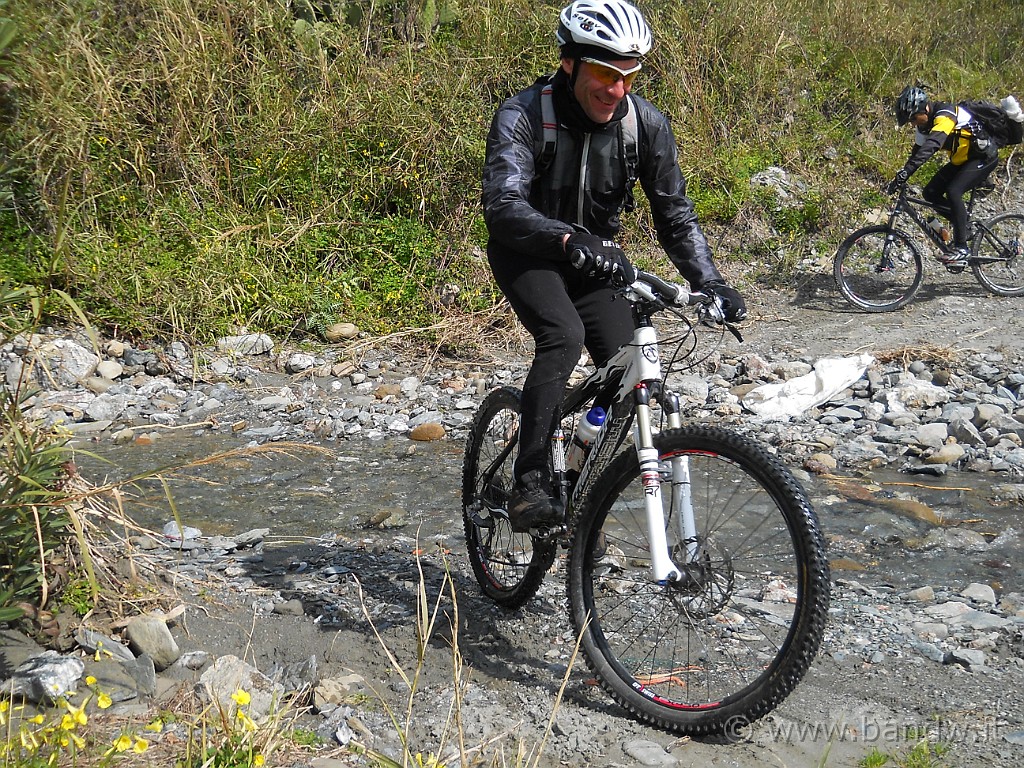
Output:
[{"xmin": 481, "ymin": 73, "xmax": 723, "ymax": 290}]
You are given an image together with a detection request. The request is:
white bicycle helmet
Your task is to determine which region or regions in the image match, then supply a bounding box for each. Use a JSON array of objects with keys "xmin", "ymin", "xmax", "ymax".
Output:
[{"xmin": 556, "ymin": 0, "xmax": 653, "ymax": 58}]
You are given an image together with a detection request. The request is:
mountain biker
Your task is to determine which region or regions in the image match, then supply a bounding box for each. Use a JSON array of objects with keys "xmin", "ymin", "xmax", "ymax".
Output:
[
  {"xmin": 481, "ymin": 0, "xmax": 746, "ymax": 532},
  {"xmin": 888, "ymin": 85, "xmax": 999, "ymax": 267}
]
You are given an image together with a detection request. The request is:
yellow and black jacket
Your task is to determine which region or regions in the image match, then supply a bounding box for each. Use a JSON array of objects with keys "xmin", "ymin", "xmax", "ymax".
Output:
[{"xmin": 902, "ymin": 101, "xmax": 998, "ymax": 177}]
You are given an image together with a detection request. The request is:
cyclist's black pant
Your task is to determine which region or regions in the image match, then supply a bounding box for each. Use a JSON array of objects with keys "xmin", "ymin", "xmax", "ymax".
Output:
[
  {"xmin": 923, "ymin": 153, "xmax": 998, "ymax": 248},
  {"xmin": 489, "ymin": 252, "xmax": 634, "ymax": 484}
]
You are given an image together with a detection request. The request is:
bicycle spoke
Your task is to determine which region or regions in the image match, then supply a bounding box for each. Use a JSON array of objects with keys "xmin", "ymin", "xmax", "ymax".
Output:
[
  {"xmin": 834, "ymin": 226, "xmax": 923, "ymax": 311},
  {"xmin": 462, "ymin": 388, "xmax": 555, "ymax": 607},
  {"xmin": 569, "ymin": 426, "xmax": 829, "ymax": 734}
]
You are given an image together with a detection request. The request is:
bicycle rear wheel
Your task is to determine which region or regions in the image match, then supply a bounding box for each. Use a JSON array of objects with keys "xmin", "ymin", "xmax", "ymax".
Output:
[
  {"xmin": 462, "ymin": 387, "xmax": 556, "ymax": 608},
  {"xmin": 567, "ymin": 425, "xmax": 830, "ymax": 735},
  {"xmin": 971, "ymin": 212, "xmax": 1024, "ymax": 297},
  {"xmin": 833, "ymin": 225, "xmax": 923, "ymax": 311}
]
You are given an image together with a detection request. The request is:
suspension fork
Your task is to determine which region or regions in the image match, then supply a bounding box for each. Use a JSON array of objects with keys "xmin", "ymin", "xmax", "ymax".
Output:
[
  {"xmin": 663, "ymin": 393, "xmax": 700, "ymax": 564},
  {"xmin": 633, "ymin": 384, "xmax": 683, "ymax": 584}
]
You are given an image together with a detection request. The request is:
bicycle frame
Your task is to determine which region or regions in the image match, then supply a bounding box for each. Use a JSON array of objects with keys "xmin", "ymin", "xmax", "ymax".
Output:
[
  {"xmin": 890, "ymin": 186, "xmax": 985, "ymax": 252},
  {"xmin": 555, "ymin": 283, "xmax": 706, "ymax": 585},
  {"xmin": 892, "ymin": 188, "xmax": 978, "ymax": 250}
]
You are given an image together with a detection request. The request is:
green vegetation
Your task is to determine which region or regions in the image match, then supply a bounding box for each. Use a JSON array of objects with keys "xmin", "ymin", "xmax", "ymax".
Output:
[
  {"xmin": 859, "ymin": 735, "xmax": 952, "ymax": 767},
  {"xmin": 1, "ymin": 0, "xmax": 1022, "ymax": 341}
]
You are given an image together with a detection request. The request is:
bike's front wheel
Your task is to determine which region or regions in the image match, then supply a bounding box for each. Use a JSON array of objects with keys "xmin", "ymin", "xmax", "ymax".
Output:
[
  {"xmin": 462, "ymin": 387, "xmax": 556, "ymax": 609},
  {"xmin": 567, "ymin": 425, "xmax": 830, "ymax": 735},
  {"xmin": 971, "ymin": 211, "xmax": 1024, "ymax": 297},
  {"xmin": 833, "ymin": 225, "xmax": 923, "ymax": 311}
]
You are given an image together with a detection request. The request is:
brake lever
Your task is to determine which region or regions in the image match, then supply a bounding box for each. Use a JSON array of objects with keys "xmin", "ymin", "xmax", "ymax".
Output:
[
  {"xmin": 696, "ymin": 295, "xmax": 744, "ymax": 341},
  {"xmin": 724, "ymin": 321, "xmax": 744, "ymax": 342}
]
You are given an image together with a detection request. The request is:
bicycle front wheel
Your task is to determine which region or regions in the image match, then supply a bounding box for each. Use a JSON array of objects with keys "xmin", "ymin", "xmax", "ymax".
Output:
[
  {"xmin": 971, "ymin": 212, "xmax": 1024, "ymax": 297},
  {"xmin": 567, "ymin": 425, "xmax": 830, "ymax": 735},
  {"xmin": 462, "ymin": 386, "xmax": 556, "ymax": 609},
  {"xmin": 833, "ymin": 225, "xmax": 923, "ymax": 311}
]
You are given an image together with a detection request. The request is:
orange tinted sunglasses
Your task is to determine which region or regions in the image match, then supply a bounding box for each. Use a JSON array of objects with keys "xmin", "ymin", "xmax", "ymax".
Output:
[{"xmin": 581, "ymin": 57, "xmax": 642, "ymax": 88}]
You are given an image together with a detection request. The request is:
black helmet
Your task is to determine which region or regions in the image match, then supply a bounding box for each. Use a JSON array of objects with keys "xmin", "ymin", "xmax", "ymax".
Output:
[{"xmin": 896, "ymin": 85, "xmax": 928, "ymax": 125}]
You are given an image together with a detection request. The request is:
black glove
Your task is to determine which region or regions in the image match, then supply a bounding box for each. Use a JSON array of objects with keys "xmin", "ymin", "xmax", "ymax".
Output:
[
  {"xmin": 566, "ymin": 233, "xmax": 636, "ymax": 285},
  {"xmin": 886, "ymin": 168, "xmax": 910, "ymax": 195},
  {"xmin": 702, "ymin": 280, "xmax": 747, "ymax": 322}
]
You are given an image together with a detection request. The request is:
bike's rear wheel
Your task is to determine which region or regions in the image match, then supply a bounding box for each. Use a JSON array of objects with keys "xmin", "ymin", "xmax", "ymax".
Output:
[
  {"xmin": 971, "ymin": 212, "xmax": 1024, "ymax": 297},
  {"xmin": 833, "ymin": 225, "xmax": 923, "ymax": 311},
  {"xmin": 462, "ymin": 387, "xmax": 556, "ymax": 608},
  {"xmin": 567, "ymin": 425, "xmax": 830, "ymax": 735}
]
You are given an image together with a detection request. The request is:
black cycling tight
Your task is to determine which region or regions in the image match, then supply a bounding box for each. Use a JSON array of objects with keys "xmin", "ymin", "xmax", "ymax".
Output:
[
  {"xmin": 923, "ymin": 154, "xmax": 998, "ymax": 248},
  {"xmin": 489, "ymin": 253, "xmax": 634, "ymax": 483}
]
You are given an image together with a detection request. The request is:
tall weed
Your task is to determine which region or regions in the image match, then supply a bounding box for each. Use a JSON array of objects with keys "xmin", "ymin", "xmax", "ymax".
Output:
[{"xmin": 2, "ymin": 0, "xmax": 1022, "ymax": 338}]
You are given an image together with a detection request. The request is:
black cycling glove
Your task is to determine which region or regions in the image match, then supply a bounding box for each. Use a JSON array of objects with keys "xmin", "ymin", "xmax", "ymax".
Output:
[
  {"xmin": 566, "ymin": 233, "xmax": 636, "ymax": 285},
  {"xmin": 886, "ymin": 168, "xmax": 910, "ymax": 195},
  {"xmin": 701, "ymin": 280, "xmax": 747, "ymax": 322}
]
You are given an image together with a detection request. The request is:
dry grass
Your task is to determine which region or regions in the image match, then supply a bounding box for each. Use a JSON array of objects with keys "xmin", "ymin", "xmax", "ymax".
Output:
[{"xmin": 871, "ymin": 343, "xmax": 965, "ymax": 367}]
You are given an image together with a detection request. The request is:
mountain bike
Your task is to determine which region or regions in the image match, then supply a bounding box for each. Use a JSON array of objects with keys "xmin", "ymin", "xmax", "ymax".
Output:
[
  {"xmin": 461, "ymin": 268, "xmax": 831, "ymax": 736},
  {"xmin": 833, "ymin": 182, "xmax": 1024, "ymax": 312}
]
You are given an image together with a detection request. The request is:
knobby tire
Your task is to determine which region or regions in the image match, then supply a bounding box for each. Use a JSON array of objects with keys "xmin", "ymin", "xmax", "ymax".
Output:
[
  {"xmin": 833, "ymin": 225, "xmax": 923, "ymax": 312},
  {"xmin": 971, "ymin": 212, "xmax": 1024, "ymax": 297},
  {"xmin": 462, "ymin": 387, "xmax": 556, "ymax": 609},
  {"xmin": 567, "ymin": 425, "xmax": 830, "ymax": 735}
]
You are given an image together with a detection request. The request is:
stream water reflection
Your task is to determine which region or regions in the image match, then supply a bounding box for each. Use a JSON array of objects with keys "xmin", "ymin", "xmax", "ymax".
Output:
[{"xmin": 73, "ymin": 430, "xmax": 1024, "ymax": 594}]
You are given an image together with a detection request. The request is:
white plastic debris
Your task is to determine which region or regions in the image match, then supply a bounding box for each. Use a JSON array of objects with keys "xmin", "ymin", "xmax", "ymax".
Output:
[{"xmin": 741, "ymin": 354, "xmax": 874, "ymax": 420}]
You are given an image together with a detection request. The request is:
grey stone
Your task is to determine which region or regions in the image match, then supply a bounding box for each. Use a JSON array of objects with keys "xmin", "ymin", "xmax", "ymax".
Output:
[
  {"xmin": 3, "ymin": 651, "xmax": 85, "ymax": 703},
  {"xmin": 124, "ymin": 615, "xmax": 180, "ymax": 672}
]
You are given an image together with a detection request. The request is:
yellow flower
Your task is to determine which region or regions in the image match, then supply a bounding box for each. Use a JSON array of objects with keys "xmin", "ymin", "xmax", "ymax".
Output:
[
  {"xmin": 85, "ymin": 676, "xmax": 97, "ymax": 686},
  {"xmin": 112, "ymin": 733, "xmax": 132, "ymax": 752},
  {"xmin": 254, "ymin": 755, "xmax": 265, "ymax": 766},
  {"xmin": 29, "ymin": 714, "xmax": 45, "ymax": 724},
  {"xmin": 64, "ymin": 701, "xmax": 88, "ymax": 726},
  {"xmin": 144, "ymin": 720, "xmax": 164, "ymax": 733},
  {"xmin": 133, "ymin": 738, "xmax": 149, "ymax": 753},
  {"xmin": 97, "ymin": 692, "xmax": 112, "ymax": 709},
  {"xmin": 71, "ymin": 733, "xmax": 86, "ymax": 749},
  {"xmin": 231, "ymin": 689, "xmax": 251, "ymax": 706},
  {"xmin": 60, "ymin": 714, "xmax": 75, "ymax": 731},
  {"xmin": 236, "ymin": 710, "xmax": 258, "ymax": 732}
]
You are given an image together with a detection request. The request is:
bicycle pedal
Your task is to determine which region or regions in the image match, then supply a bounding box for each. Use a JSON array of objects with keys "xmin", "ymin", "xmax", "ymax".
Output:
[
  {"xmin": 531, "ymin": 523, "xmax": 567, "ymax": 540},
  {"xmin": 945, "ymin": 264, "xmax": 966, "ymax": 274}
]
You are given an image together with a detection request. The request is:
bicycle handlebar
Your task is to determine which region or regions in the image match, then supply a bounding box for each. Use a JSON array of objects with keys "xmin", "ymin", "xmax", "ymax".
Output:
[
  {"xmin": 630, "ymin": 269, "xmax": 742, "ymax": 340},
  {"xmin": 565, "ymin": 252, "xmax": 741, "ymax": 338}
]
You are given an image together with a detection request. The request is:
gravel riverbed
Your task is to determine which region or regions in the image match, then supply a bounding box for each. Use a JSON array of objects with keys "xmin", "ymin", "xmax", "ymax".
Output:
[{"xmin": 3, "ymin": 279, "xmax": 1024, "ymax": 768}]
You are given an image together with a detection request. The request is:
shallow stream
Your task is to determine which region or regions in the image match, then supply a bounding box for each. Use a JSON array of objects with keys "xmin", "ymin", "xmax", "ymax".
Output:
[{"xmin": 74, "ymin": 429, "xmax": 1024, "ymax": 594}]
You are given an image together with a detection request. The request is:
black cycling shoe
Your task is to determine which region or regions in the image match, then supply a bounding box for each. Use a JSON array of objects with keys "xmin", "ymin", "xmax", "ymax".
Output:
[{"xmin": 507, "ymin": 470, "xmax": 562, "ymax": 532}]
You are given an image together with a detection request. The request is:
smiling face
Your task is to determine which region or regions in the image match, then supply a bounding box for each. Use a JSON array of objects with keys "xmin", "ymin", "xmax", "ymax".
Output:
[{"xmin": 561, "ymin": 56, "xmax": 641, "ymax": 124}]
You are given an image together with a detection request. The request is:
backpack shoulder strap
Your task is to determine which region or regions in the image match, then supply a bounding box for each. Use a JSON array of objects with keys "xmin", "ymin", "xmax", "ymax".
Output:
[
  {"xmin": 621, "ymin": 95, "xmax": 639, "ymax": 183},
  {"xmin": 538, "ymin": 83, "xmax": 640, "ymax": 178},
  {"xmin": 539, "ymin": 79, "xmax": 557, "ymax": 169}
]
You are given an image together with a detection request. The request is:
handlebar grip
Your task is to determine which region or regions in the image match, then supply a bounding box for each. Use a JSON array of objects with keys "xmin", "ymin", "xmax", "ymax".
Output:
[{"xmin": 637, "ymin": 270, "xmax": 691, "ymax": 305}]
